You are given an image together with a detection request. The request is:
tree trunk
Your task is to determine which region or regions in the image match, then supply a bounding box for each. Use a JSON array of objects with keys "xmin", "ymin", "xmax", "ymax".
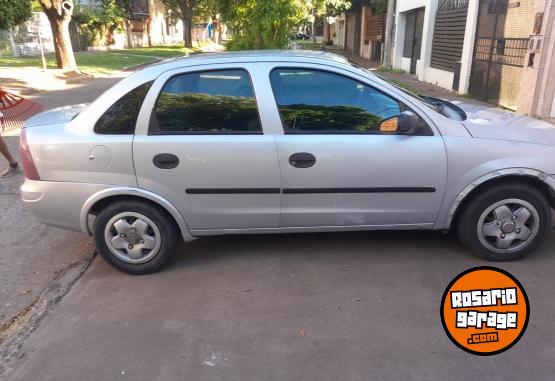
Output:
[
  {"xmin": 211, "ymin": 16, "xmax": 220, "ymax": 44},
  {"xmin": 146, "ymin": 17, "xmax": 153, "ymax": 47},
  {"xmin": 182, "ymin": 12, "xmax": 193, "ymax": 48},
  {"xmin": 8, "ymin": 28, "xmax": 17, "ymax": 57},
  {"xmin": 39, "ymin": 0, "xmax": 77, "ymax": 71},
  {"xmin": 49, "ymin": 16, "xmax": 77, "ymax": 70},
  {"xmin": 383, "ymin": 0, "xmax": 395, "ymax": 68},
  {"xmin": 126, "ymin": 19, "xmax": 134, "ymax": 48},
  {"xmin": 254, "ymin": 33, "xmax": 263, "ymax": 49},
  {"xmin": 311, "ymin": 11, "xmax": 316, "ymax": 42}
]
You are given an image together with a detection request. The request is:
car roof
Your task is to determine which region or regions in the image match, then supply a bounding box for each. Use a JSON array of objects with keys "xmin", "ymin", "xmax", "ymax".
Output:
[{"xmin": 148, "ymin": 49, "xmax": 349, "ymax": 70}]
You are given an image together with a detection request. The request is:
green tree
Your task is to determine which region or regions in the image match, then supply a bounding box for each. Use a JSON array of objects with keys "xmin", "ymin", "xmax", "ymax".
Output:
[
  {"xmin": 161, "ymin": 0, "xmax": 200, "ymax": 48},
  {"xmin": 74, "ymin": 0, "xmax": 125, "ymax": 47},
  {"xmin": 0, "ymin": 0, "xmax": 32, "ymax": 30},
  {"xmin": 306, "ymin": 0, "xmax": 351, "ymax": 40},
  {"xmin": 114, "ymin": 0, "xmax": 134, "ymax": 48},
  {"xmin": 219, "ymin": 0, "xmax": 306, "ymax": 50}
]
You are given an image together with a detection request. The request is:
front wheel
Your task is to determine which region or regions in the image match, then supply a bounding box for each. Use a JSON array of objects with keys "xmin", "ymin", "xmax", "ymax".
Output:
[
  {"xmin": 93, "ymin": 200, "xmax": 178, "ymax": 274},
  {"xmin": 457, "ymin": 183, "xmax": 551, "ymax": 261}
]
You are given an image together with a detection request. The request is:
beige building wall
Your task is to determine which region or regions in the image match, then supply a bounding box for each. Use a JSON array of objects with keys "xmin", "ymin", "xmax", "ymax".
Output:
[
  {"xmin": 129, "ymin": 0, "xmax": 185, "ymax": 47},
  {"xmin": 517, "ymin": 0, "xmax": 555, "ymax": 118}
]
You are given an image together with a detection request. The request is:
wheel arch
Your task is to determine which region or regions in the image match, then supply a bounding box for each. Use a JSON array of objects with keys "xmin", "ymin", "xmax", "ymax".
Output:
[
  {"xmin": 446, "ymin": 169, "xmax": 555, "ymax": 231},
  {"xmin": 80, "ymin": 187, "xmax": 195, "ymax": 242}
]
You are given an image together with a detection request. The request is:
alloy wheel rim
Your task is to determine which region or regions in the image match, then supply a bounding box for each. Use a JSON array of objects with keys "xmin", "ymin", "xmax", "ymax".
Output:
[
  {"xmin": 104, "ymin": 212, "xmax": 162, "ymax": 264},
  {"xmin": 477, "ymin": 199, "xmax": 540, "ymax": 254}
]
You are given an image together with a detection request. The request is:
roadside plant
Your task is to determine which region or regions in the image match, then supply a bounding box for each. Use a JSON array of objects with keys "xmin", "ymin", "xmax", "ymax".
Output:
[
  {"xmin": 0, "ymin": 0, "xmax": 32, "ymax": 30},
  {"xmin": 73, "ymin": 0, "xmax": 125, "ymax": 47}
]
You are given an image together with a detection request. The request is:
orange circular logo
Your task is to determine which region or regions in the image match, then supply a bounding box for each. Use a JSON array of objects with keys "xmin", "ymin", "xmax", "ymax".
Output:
[{"xmin": 441, "ymin": 267, "xmax": 529, "ymax": 356}]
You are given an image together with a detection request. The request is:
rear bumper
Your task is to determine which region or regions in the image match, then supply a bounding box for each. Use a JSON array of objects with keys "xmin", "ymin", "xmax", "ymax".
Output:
[{"xmin": 21, "ymin": 179, "xmax": 111, "ymax": 233}]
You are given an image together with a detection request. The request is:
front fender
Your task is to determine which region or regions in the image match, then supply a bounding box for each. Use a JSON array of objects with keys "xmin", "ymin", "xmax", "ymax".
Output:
[{"xmin": 436, "ymin": 168, "xmax": 555, "ymax": 230}]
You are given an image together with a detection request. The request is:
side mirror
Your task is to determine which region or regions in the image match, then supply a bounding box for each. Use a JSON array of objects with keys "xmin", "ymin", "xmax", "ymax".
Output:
[{"xmin": 379, "ymin": 111, "xmax": 421, "ymax": 135}]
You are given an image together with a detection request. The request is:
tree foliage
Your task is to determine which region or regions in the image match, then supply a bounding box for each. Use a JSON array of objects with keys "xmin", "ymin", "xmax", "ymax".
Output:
[
  {"xmin": 220, "ymin": 0, "xmax": 306, "ymax": 50},
  {"xmin": 310, "ymin": 0, "xmax": 351, "ymax": 17},
  {"xmin": 215, "ymin": 0, "xmax": 353, "ymax": 50},
  {"xmin": 73, "ymin": 0, "xmax": 125, "ymax": 46},
  {"xmin": 160, "ymin": 0, "xmax": 201, "ymax": 48},
  {"xmin": 0, "ymin": 0, "xmax": 32, "ymax": 30}
]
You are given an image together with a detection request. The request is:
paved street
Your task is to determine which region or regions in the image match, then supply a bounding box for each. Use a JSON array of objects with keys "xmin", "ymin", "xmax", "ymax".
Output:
[{"xmin": 3, "ymin": 231, "xmax": 555, "ymax": 380}]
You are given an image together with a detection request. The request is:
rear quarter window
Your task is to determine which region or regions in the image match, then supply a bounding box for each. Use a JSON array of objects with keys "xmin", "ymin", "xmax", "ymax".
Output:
[{"xmin": 94, "ymin": 81, "xmax": 153, "ymax": 135}]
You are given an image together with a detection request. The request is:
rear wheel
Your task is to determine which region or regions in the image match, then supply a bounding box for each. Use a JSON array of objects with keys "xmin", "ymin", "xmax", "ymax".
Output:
[
  {"xmin": 93, "ymin": 200, "xmax": 178, "ymax": 274},
  {"xmin": 457, "ymin": 182, "xmax": 551, "ymax": 261}
]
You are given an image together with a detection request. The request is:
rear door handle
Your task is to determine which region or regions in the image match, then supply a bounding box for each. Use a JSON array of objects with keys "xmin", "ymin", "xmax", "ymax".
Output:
[
  {"xmin": 289, "ymin": 152, "xmax": 316, "ymax": 168},
  {"xmin": 153, "ymin": 153, "xmax": 179, "ymax": 169}
]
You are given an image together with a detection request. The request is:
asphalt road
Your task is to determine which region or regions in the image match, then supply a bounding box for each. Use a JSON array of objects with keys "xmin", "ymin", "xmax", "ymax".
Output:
[{"xmin": 4, "ymin": 230, "xmax": 555, "ymax": 380}]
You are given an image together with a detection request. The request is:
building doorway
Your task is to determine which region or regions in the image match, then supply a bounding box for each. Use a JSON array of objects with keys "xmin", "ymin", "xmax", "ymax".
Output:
[{"xmin": 403, "ymin": 8, "xmax": 425, "ymax": 75}]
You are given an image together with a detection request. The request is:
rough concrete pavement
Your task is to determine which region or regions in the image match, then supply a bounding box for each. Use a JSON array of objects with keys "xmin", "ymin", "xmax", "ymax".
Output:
[
  {"xmin": 3, "ymin": 231, "xmax": 555, "ymax": 380},
  {"xmin": 0, "ymin": 75, "xmax": 123, "ymax": 332}
]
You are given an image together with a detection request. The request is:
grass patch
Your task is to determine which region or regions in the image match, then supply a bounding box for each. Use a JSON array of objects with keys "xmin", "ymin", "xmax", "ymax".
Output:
[
  {"xmin": 290, "ymin": 39, "xmax": 323, "ymax": 51},
  {"xmin": 388, "ymin": 79, "xmax": 419, "ymax": 94},
  {"xmin": 375, "ymin": 65, "xmax": 406, "ymax": 74},
  {"xmin": 110, "ymin": 40, "xmax": 212, "ymax": 58},
  {"xmin": 0, "ymin": 52, "xmax": 158, "ymax": 73},
  {"xmin": 0, "ymin": 41, "xmax": 216, "ymax": 73}
]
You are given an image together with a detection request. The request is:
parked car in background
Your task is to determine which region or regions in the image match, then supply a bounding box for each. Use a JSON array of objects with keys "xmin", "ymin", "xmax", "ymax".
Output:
[
  {"xmin": 20, "ymin": 50, "xmax": 555, "ymax": 274},
  {"xmin": 289, "ymin": 32, "xmax": 310, "ymax": 40}
]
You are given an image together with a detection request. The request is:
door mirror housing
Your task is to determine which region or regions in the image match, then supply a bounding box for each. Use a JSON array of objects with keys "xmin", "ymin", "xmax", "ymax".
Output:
[{"xmin": 379, "ymin": 111, "xmax": 421, "ymax": 135}]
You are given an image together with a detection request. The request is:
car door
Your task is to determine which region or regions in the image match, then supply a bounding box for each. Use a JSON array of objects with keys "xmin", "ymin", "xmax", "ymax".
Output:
[
  {"xmin": 133, "ymin": 64, "xmax": 281, "ymax": 233},
  {"xmin": 266, "ymin": 65, "xmax": 447, "ymax": 228}
]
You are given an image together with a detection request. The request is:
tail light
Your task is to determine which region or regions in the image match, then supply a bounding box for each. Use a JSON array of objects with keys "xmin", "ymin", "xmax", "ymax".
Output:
[{"xmin": 19, "ymin": 128, "xmax": 41, "ymax": 181}]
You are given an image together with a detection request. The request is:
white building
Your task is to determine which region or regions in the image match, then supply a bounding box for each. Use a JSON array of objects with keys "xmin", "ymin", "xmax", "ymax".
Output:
[
  {"xmin": 392, "ymin": 0, "xmax": 555, "ymax": 119},
  {"xmin": 392, "ymin": 0, "xmax": 479, "ymax": 94}
]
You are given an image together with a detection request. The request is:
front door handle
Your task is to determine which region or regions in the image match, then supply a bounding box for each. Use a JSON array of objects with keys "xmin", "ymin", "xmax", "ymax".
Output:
[
  {"xmin": 289, "ymin": 152, "xmax": 316, "ymax": 168},
  {"xmin": 153, "ymin": 153, "xmax": 179, "ymax": 169}
]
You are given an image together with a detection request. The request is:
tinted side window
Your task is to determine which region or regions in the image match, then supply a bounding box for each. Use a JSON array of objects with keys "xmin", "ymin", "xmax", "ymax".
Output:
[
  {"xmin": 94, "ymin": 81, "xmax": 153, "ymax": 135},
  {"xmin": 151, "ymin": 69, "xmax": 261, "ymax": 134},
  {"xmin": 270, "ymin": 69, "xmax": 401, "ymax": 133}
]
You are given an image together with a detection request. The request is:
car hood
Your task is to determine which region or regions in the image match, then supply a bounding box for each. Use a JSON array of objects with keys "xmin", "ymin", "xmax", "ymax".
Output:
[
  {"xmin": 23, "ymin": 104, "xmax": 89, "ymax": 128},
  {"xmin": 452, "ymin": 101, "xmax": 555, "ymax": 146}
]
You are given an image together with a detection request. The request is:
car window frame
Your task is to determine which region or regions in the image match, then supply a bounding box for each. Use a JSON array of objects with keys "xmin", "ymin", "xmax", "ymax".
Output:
[
  {"xmin": 269, "ymin": 66, "xmax": 433, "ymax": 136},
  {"xmin": 148, "ymin": 67, "xmax": 264, "ymax": 136}
]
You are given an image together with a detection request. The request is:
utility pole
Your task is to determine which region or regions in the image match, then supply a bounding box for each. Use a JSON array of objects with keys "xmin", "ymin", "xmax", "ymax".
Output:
[{"xmin": 383, "ymin": 0, "xmax": 395, "ymax": 68}]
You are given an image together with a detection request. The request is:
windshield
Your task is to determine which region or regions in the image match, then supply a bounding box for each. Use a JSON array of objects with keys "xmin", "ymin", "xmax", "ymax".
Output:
[
  {"xmin": 349, "ymin": 63, "xmax": 444, "ymax": 112},
  {"xmin": 348, "ymin": 63, "xmax": 468, "ymax": 120},
  {"xmin": 373, "ymin": 73, "xmax": 443, "ymax": 112}
]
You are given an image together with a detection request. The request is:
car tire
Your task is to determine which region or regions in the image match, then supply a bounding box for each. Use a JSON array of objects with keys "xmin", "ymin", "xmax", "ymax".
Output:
[
  {"xmin": 93, "ymin": 200, "xmax": 178, "ymax": 275},
  {"xmin": 457, "ymin": 182, "xmax": 551, "ymax": 261}
]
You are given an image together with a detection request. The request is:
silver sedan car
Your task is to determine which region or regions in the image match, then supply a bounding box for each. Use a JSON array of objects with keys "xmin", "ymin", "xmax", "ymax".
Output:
[{"xmin": 20, "ymin": 51, "xmax": 555, "ymax": 274}]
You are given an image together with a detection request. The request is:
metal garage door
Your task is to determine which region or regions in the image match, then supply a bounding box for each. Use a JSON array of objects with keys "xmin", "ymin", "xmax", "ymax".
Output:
[{"xmin": 469, "ymin": 0, "xmax": 534, "ymax": 110}]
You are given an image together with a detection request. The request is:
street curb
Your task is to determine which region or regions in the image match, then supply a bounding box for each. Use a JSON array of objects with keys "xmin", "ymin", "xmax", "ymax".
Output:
[
  {"xmin": 123, "ymin": 59, "xmax": 162, "ymax": 72},
  {"xmin": 0, "ymin": 251, "xmax": 97, "ymax": 377}
]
